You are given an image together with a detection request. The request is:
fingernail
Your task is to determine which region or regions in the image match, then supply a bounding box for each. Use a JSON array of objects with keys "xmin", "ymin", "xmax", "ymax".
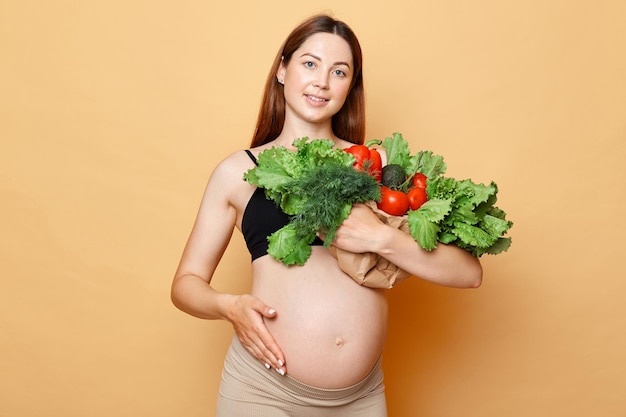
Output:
[
  {"xmin": 264, "ymin": 363, "xmax": 271, "ymax": 369},
  {"xmin": 268, "ymin": 308, "xmax": 276, "ymax": 315},
  {"xmin": 276, "ymin": 368, "xmax": 285, "ymax": 376},
  {"xmin": 278, "ymin": 359, "xmax": 284, "ymax": 367}
]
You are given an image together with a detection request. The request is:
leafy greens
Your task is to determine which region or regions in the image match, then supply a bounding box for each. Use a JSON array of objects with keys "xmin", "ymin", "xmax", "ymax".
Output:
[
  {"xmin": 381, "ymin": 132, "xmax": 513, "ymax": 257},
  {"xmin": 243, "ymin": 133, "xmax": 513, "ymax": 267},
  {"xmin": 243, "ymin": 138, "xmax": 381, "ymax": 265}
]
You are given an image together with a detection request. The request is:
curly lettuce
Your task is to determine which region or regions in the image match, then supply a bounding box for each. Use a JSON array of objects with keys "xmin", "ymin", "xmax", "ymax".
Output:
[
  {"xmin": 382, "ymin": 133, "xmax": 513, "ymax": 256},
  {"xmin": 243, "ymin": 138, "xmax": 381, "ymax": 265}
]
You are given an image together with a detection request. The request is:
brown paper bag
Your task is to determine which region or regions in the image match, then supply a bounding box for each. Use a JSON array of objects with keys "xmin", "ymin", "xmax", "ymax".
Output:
[{"xmin": 328, "ymin": 201, "xmax": 412, "ymax": 289}]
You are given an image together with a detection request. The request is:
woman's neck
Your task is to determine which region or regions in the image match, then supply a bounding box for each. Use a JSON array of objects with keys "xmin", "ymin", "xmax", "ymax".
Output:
[{"xmin": 271, "ymin": 120, "xmax": 337, "ymax": 149}]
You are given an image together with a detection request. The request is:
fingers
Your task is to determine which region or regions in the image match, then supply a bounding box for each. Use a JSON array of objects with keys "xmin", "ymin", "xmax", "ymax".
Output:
[
  {"xmin": 231, "ymin": 296, "xmax": 286, "ymax": 375},
  {"xmin": 259, "ymin": 306, "xmax": 286, "ymax": 375},
  {"xmin": 333, "ymin": 204, "xmax": 386, "ymax": 252},
  {"xmin": 248, "ymin": 328, "xmax": 286, "ymax": 376}
]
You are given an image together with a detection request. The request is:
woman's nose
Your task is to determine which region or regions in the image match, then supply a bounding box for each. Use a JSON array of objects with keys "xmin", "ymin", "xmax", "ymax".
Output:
[{"xmin": 314, "ymin": 72, "xmax": 330, "ymax": 89}]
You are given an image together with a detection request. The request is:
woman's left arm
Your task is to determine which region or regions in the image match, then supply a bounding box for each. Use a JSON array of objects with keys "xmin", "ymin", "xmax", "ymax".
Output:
[{"xmin": 332, "ymin": 203, "xmax": 483, "ymax": 288}]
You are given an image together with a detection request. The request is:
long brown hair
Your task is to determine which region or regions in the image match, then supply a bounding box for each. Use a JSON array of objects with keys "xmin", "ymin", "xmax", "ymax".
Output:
[{"xmin": 250, "ymin": 14, "xmax": 365, "ymax": 147}]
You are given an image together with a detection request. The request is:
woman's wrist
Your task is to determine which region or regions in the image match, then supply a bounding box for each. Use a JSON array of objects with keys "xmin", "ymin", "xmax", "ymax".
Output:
[
  {"xmin": 370, "ymin": 223, "xmax": 397, "ymax": 256},
  {"xmin": 216, "ymin": 293, "xmax": 239, "ymax": 322}
]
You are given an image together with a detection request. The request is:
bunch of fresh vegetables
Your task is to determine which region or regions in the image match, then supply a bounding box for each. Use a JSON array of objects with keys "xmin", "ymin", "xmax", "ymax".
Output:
[
  {"xmin": 243, "ymin": 138, "xmax": 381, "ymax": 266},
  {"xmin": 243, "ymin": 133, "xmax": 512, "ymax": 266},
  {"xmin": 379, "ymin": 132, "xmax": 513, "ymax": 257}
]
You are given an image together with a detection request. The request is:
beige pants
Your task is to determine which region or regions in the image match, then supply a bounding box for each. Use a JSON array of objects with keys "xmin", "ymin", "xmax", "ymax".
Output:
[{"xmin": 216, "ymin": 336, "xmax": 388, "ymax": 417}]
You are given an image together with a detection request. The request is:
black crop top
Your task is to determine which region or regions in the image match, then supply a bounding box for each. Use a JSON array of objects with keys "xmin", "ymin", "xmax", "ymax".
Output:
[{"xmin": 241, "ymin": 150, "xmax": 323, "ymax": 261}]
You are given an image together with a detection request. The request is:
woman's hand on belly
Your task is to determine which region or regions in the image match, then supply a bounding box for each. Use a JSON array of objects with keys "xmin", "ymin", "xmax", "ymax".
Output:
[
  {"xmin": 252, "ymin": 250, "xmax": 388, "ymax": 388},
  {"xmin": 223, "ymin": 293, "xmax": 287, "ymax": 375}
]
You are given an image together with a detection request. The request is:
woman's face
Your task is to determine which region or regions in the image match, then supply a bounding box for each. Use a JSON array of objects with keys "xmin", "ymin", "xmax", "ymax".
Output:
[{"xmin": 277, "ymin": 32, "xmax": 354, "ymax": 127}]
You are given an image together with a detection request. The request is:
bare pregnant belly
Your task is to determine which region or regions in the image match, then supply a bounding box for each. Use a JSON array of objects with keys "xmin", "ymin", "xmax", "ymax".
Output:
[{"xmin": 251, "ymin": 249, "xmax": 389, "ymax": 389}]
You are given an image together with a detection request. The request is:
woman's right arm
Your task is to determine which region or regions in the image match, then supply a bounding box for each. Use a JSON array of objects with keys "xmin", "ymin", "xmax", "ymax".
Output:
[
  {"xmin": 170, "ymin": 157, "xmax": 240, "ymax": 319},
  {"xmin": 170, "ymin": 155, "xmax": 286, "ymax": 373}
]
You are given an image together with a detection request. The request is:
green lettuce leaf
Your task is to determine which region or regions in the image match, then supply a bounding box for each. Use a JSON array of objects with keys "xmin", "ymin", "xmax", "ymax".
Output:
[
  {"xmin": 244, "ymin": 138, "xmax": 380, "ymax": 265},
  {"xmin": 389, "ymin": 135, "xmax": 512, "ymax": 257},
  {"xmin": 411, "ymin": 150, "xmax": 447, "ymax": 178},
  {"xmin": 381, "ymin": 132, "xmax": 447, "ymax": 178},
  {"xmin": 267, "ymin": 224, "xmax": 314, "ymax": 266},
  {"xmin": 382, "ymin": 132, "xmax": 412, "ymax": 167},
  {"xmin": 407, "ymin": 211, "xmax": 441, "ymax": 250}
]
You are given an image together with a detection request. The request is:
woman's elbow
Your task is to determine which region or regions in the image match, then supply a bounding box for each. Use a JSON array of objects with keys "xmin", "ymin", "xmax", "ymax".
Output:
[
  {"xmin": 466, "ymin": 260, "xmax": 483, "ymax": 288},
  {"xmin": 448, "ymin": 257, "xmax": 482, "ymax": 289},
  {"xmin": 469, "ymin": 275, "xmax": 482, "ymax": 289},
  {"xmin": 170, "ymin": 284, "xmax": 182, "ymax": 310},
  {"xmin": 170, "ymin": 276, "xmax": 188, "ymax": 311}
]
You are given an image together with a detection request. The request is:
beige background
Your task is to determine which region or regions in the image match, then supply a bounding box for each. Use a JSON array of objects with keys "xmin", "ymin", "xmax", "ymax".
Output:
[{"xmin": 1, "ymin": 1, "xmax": 625, "ymax": 416}]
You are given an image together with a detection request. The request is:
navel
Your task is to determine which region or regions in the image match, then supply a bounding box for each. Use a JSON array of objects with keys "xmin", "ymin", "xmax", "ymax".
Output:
[{"xmin": 335, "ymin": 337, "xmax": 344, "ymax": 348}]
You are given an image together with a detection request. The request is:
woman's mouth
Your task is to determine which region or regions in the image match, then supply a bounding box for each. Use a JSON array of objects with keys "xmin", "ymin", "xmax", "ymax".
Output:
[{"xmin": 305, "ymin": 94, "xmax": 328, "ymax": 103}]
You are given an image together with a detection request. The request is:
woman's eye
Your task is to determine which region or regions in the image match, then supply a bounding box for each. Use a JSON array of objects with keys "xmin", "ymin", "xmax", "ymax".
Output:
[
  {"xmin": 304, "ymin": 61, "xmax": 315, "ymax": 68},
  {"xmin": 334, "ymin": 69, "xmax": 346, "ymax": 77}
]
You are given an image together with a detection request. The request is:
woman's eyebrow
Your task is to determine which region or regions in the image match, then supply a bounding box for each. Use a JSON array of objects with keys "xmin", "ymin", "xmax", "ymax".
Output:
[{"xmin": 299, "ymin": 53, "xmax": 351, "ymax": 68}]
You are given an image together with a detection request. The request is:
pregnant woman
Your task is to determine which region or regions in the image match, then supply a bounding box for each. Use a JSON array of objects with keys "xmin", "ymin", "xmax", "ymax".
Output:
[{"xmin": 171, "ymin": 13, "xmax": 482, "ymax": 417}]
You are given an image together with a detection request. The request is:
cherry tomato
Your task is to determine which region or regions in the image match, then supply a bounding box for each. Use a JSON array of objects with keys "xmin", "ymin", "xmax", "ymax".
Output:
[
  {"xmin": 412, "ymin": 173, "xmax": 427, "ymax": 189},
  {"xmin": 407, "ymin": 187, "xmax": 428, "ymax": 211},
  {"xmin": 377, "ymin": 187, "xmax": 410, "ymax": 216}
]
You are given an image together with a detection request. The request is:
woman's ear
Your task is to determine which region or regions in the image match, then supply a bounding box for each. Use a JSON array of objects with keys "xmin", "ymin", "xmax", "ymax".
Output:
[{"xmin": 276, "ymin": 57, "xmax": 286, "ymax": 84}]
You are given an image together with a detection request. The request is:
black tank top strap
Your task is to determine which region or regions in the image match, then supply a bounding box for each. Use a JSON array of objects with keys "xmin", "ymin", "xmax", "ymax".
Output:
[{"xmin": 245, "ymin": 149, "xmax": 258, "ymax": 165}]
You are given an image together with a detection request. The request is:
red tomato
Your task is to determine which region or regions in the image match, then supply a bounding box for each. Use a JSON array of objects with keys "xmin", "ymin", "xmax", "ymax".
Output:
[
  {"xmin": 412, "ymin": 173, "xmax": 427, "ymax": 189},
  {"xmin": 377, "ymin": 187, "xmax": 410, "ymax": 216},
  {"xmin": 407, "ymin": 187, "xmax": 428, "ymax": 210}
]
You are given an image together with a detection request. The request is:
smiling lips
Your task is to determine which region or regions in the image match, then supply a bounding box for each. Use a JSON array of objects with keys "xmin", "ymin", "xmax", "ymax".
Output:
[{"xmin": 305, "ymin": 94, "xmax": 329, "ymax": 105}]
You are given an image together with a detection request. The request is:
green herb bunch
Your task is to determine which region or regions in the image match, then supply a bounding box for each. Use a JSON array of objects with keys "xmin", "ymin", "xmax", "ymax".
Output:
[{"xmin": 243, "ymin": 138, "xmax": 381, "ymax": 266}]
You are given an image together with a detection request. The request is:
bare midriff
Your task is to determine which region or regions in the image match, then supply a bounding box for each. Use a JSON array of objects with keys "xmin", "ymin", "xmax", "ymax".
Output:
[{"xmin": 250, "ymin": 247, "xmax": 388, "ymax": 389}]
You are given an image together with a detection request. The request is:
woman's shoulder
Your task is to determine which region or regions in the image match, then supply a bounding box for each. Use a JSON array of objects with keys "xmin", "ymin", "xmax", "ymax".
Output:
[
  {"xmin": 335, "ymin": 138, "xmax": 355, "ymax": 149},
  {"xmin": 209, "ymin": 149, "xmax": 257, "ymax": 184}
]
